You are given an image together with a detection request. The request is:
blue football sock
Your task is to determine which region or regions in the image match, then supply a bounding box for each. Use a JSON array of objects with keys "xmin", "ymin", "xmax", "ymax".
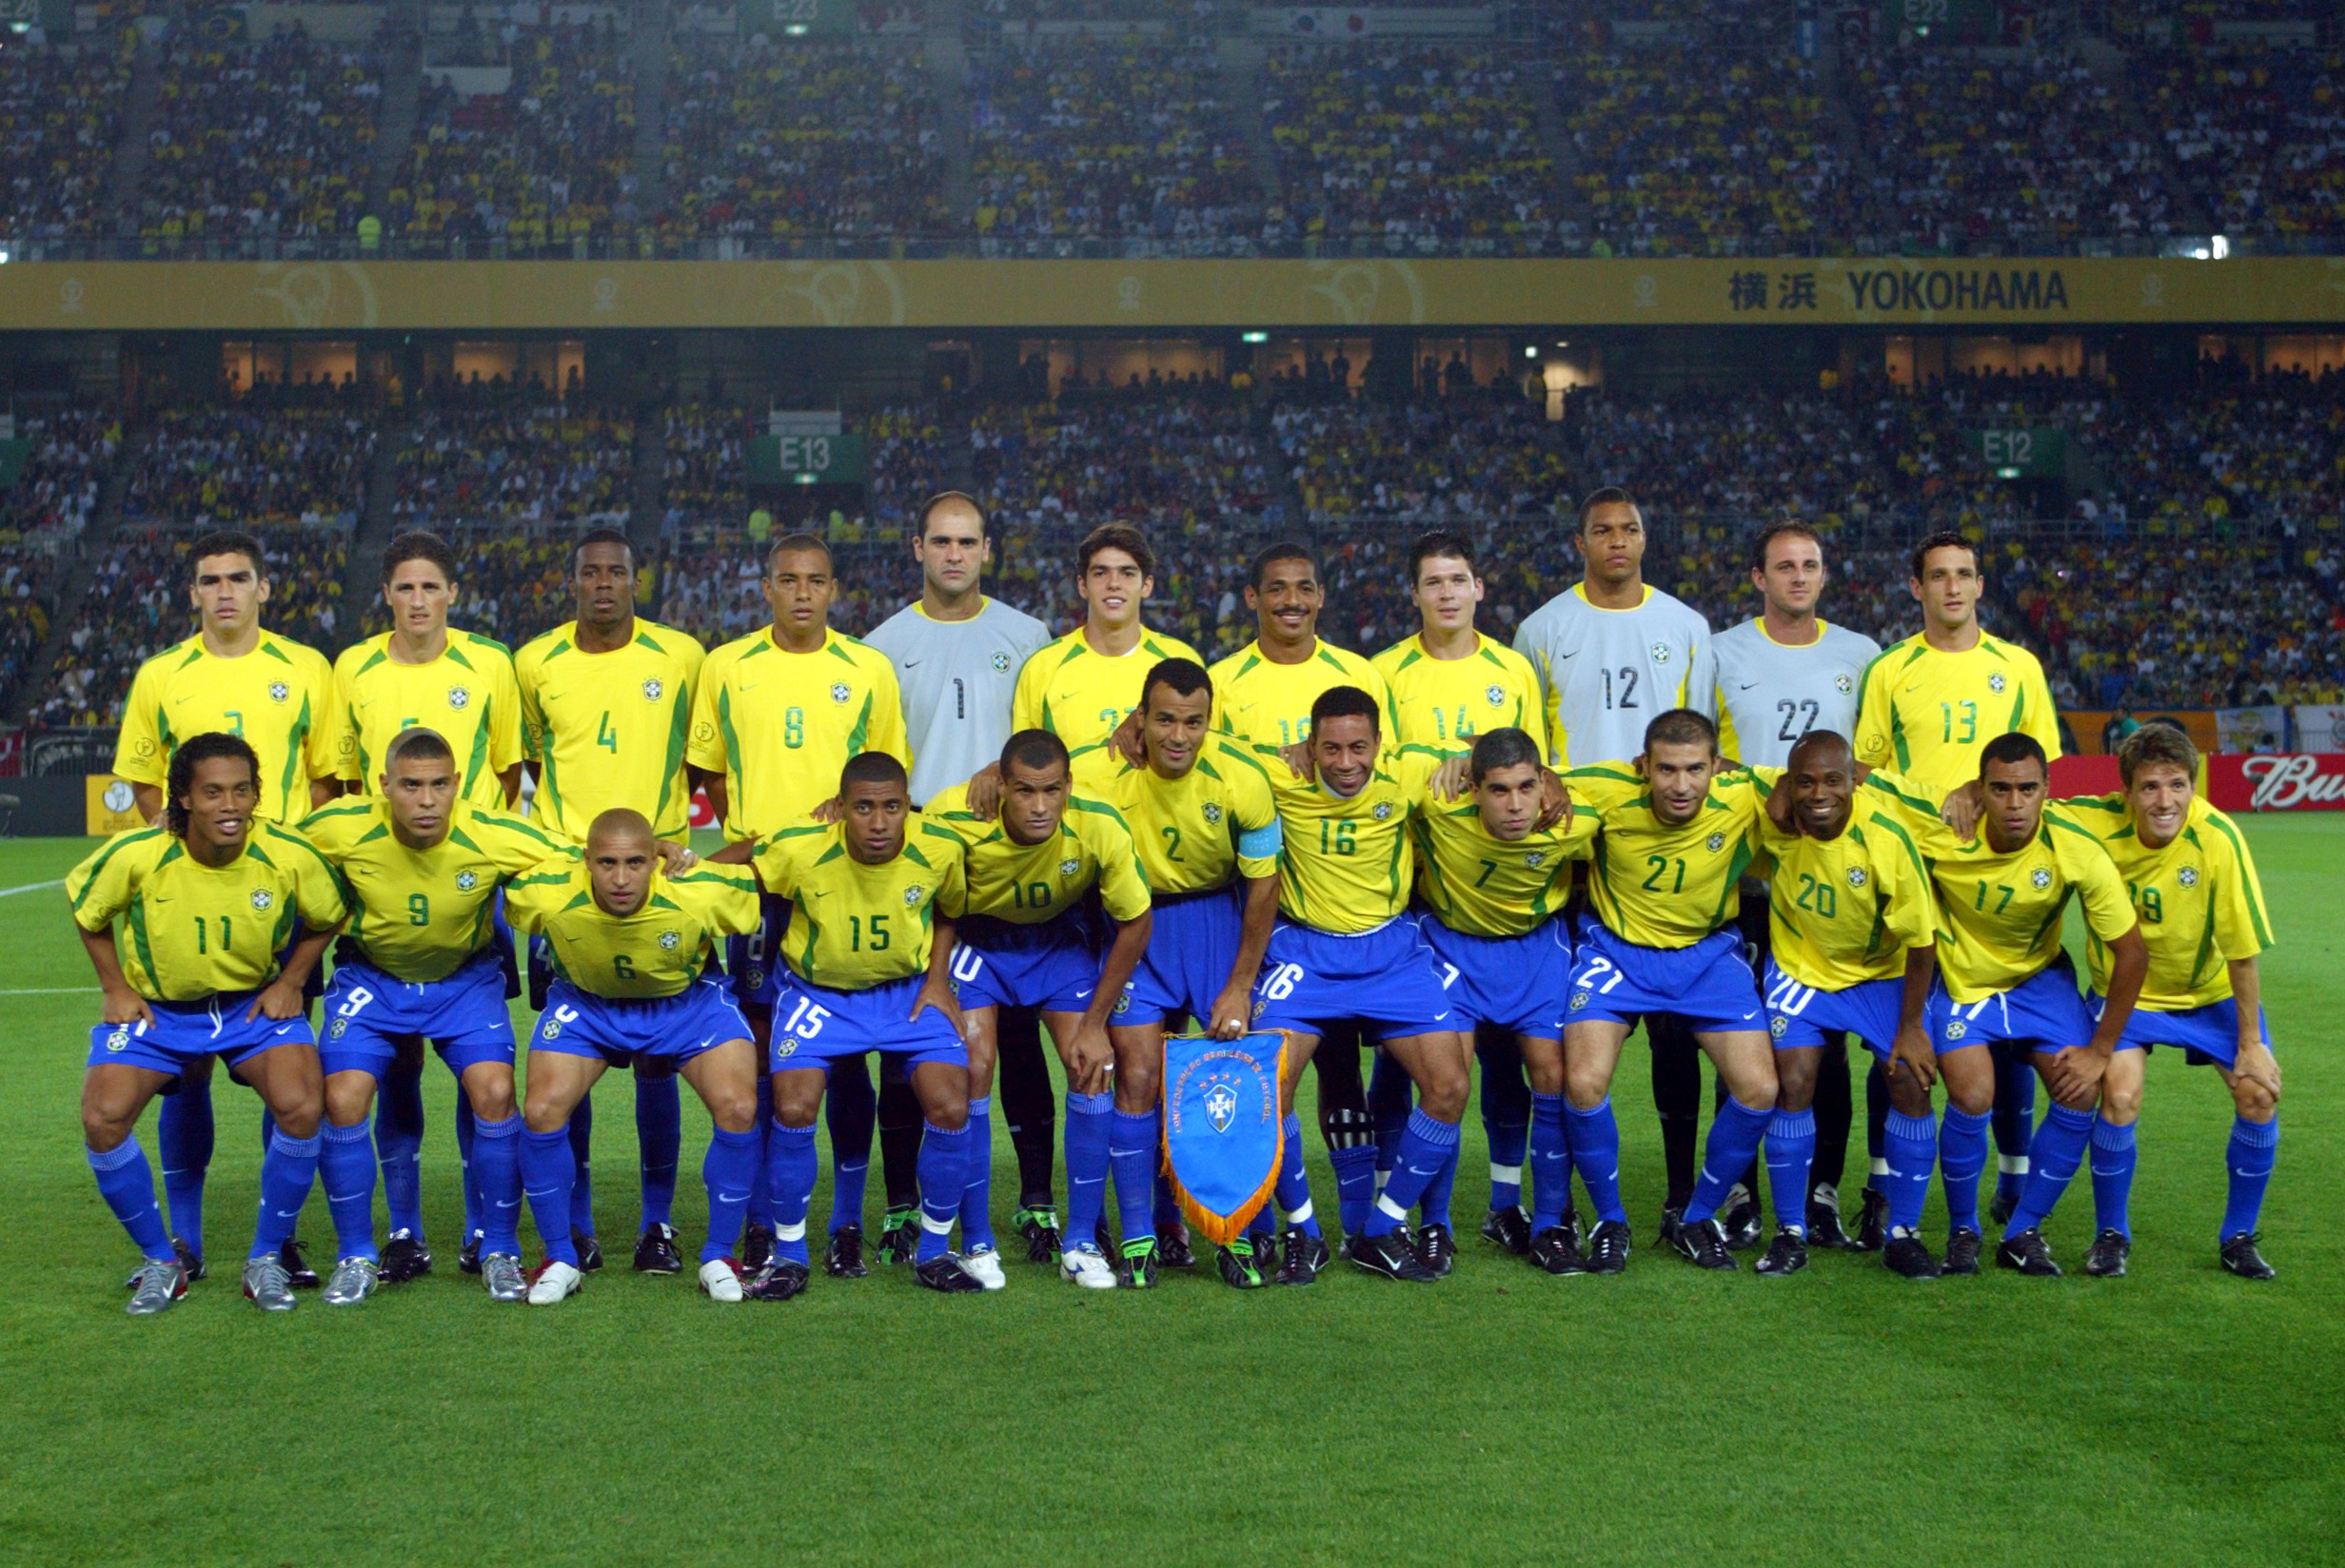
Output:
[
  {"xmin": 749, "ymin": 1069, "xmax": 776, "ymax": 1232},
  {"xmin": 1369, "ymin": 1109, "xmax": 1461, "ymax": 1237},
  {"xmin": 825, "ymin": 1059, "xmax": 876, "ymax": 1232},
  {"xmin": 250, "ymin": 1128, "xmax": 321, "ymax": 1260},
  {"xmin": 1684, "ymin": 1097, "xmax": 1773, "ymax": 1226},
  {"xmin": 1528, "ymin": 1092, "xmax": 1571, "ymax": 1231},
  {"xmin": 1883, "ymin": 1108, "xmax": 1939, "ymax": 1234},
  {"xmin": 2004, "ymin": 1102, "xmax": 2093, "ymax": 1238},
  {"xmin": 1565, "ymin": 1098, "xmax": 1627, "ymax": 1225},
  {"xmin": 1476, "ymin": 1033, "xmax": 1531, "ymax": 1213},
  {"xmin": 1274, "ymin": 1112, "xmax": 1321, "ymax": 1238},
  {"xmin": 472, "ymin": 1113, "xmax": 523, "ymax": 1255},
  {"xmin": 320, "ymin": 1119, "xmax": 379, "ymax": 1263},
  {"xmin": 566, "ymin": 1090, "xmax": 596, "ymax": 1240},
  {"xmin": 2222, "ymin": 1115, "xmax": 2277, "ymax": 1241},
  {"xmin": 1764, "ymin": 1107, "xmax": 1816, "ymax": 1236},
  {"xmin": 1110, "ymin": 1109, "xmax": 1159, "ymax": 1247},
  {"xmin": 521, "ymin": 1126, "xmax": 579, "ymax": 1266},
  {"xmin": 959, "ymin": 1096, "xmax": 996, "ymax": 1252},
  {"xmin": 374, "ymin": 1069, "xmax": 424, "ymax": 1241},
  {"xmin": 2089, "ymin": 1116, "xmax": 2138, "ymax": 1238},
  {"xmin": 453, "ymin": 1090, "xmax": 482, "ymax": 1242},
  {"xmin": 89, "ymin": 1137, "xmax": 173, "ymax": 1261},
  {"xmin": 701, "ymin": 1126, "xmax": 760, "ymax": 1265},
  {"xmin": 638, "ymin": 1072, "xmax": 681, "ymax": 1233},
  {"xmin": 1062, "ymin": 1090, "xmax": 1113, "ymax": 1251},
  {"xmin": 1329, "ymin": 1143, "xmax": 1377, "ymax": 1236},
  {"xmin": 1991, "ymin": 1044, "xmax": 2035, "ymax": 1206},
  {"xmin": 157, "ymin": 1079, "xmax": 213, "ymax": 1257},
  {"xmin": 765, "ymin": 1118, "xmax": 818, "ymax": 1267},
  {"xmin": 1369, "ymin": 1053, "xmax": 1412, "ymax": 1184},
  {"xmin": 1938, "ymin": 1107, "xmax": 1991, "ymax": 1235},
  {"xmin": 1420, "ymin": 1143, "xmax": 1458, "ymax": 1229},
  {"xmin": 916, "ymin": 1120, "xmax": 969, "ymax": 1263}
]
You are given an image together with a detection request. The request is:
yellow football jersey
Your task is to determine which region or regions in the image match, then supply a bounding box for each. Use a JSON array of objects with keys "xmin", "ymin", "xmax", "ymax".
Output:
[
  {"xmin": 1410, "ymin": 799, "xmax": 1594, "ymax": 939},
  {"xmin": 1070, "ymin": 736, "xmax": 1282, "ymax": 895},
  {"xmin": 2060, "ymin": 794, "xmax": 2273, "ymax": 1009},
  {"xmin": 1264, "ymin": 745, "xmax": 1442, "ymax": 933},
  {"xmin": 688, "ymin": 627, "xmax": 908, "ymax": 841},
  {"xmin": 923, "ymin": 784, "xmax": 1152, "ymax": 927},
  {"xmin": 1852, "ymin": 633, "xmax": 2063, "ymax": 798},
  {"xmin": 113, "ymin": 631, "xmax": 341, "ymax": 824},
  {"xmin": 1911, "ymin": 807, "xmax": 2136, "ymax": 1004},
  {"xmin": 1755, "ymin": 807, "xmax": 1936, "ymax": 990},
  {"xmin": 1567, "ymin": 764, "xmax": 1777, "ymax": 950},
  {"xmin": 1012, "ymin": 625, "xmax": 1204, "ymax": 749},
  {"xmin": 1210, "ymin": 638, "xmax": 1394, "ymax": 751},
  {"xmin": 515, "ymin": 619, "xmax": 706, "ymax": 844},
  {"xmin": 751, "ymin": 819, "xmax": 969, "ymax": 990},
  {"xmin": 66, "ymin": 822, "xmax": 350, "ymax": 1001},
  {"xmin": 299, "ymin": 798, "xmax": 572, "ymax": 981},
  {"xmin": 503, "ymin": 861, "xmax": 762, "ymax": 1001},
  {"xmin": 333, "ymin": 630, "xmax": 524, "ymax": 810},
  {"xmin": 1371, "ymin": 633, "xmax": 1547, "ymax": 755}
]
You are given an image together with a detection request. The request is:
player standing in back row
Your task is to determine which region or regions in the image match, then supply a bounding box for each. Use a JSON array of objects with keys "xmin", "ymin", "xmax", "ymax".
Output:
[
  {"xmin": 1855, "ymin": 530, "xmax": 2062, "ymax": 1226},
  {"xmin": 1513, "ymin": 489, "xmax": 1718, "ymax": 1234},
  {"xmin": 866, "ymin": 492, "xmax": 1052, "ymax": 1263},
  {"xmin": 1711, "ymin": 520, "xmax": 1882, "ymax": 1251}
]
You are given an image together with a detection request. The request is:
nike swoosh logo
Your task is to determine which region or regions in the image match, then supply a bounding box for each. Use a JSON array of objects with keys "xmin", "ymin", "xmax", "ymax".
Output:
[
  {"xmin": 1739, "ymin": 682, "xmax": 1762, "ymax": 691},
  {"xmin": 902, "ymin": 659, "xmax": 922, "ymax": 668}
]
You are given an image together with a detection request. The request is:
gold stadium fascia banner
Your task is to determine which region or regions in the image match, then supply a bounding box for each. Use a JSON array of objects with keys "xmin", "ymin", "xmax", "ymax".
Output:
[{"xmin": 2, "ymin": 258, "xmax": 2341, "ymax": 331}]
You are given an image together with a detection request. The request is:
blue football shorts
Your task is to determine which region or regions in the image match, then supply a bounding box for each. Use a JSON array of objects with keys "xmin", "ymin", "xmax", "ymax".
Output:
[
  {"xmin": 318, "ymin": 951, "xmax": 517, "ymax": 1078},
  {"xmin": 1250, "ymin": 914, "xmax": 1456, "ymax": 1042},
  {"xmin": 1566, "ymin": 918, "xmax": 1764, "ymax": 1035},
  {"xmin": 1762, "ymin": 958, "xmax": 1905, "ymax": 1059},
  {"xmin": 529, "ymin": 976, "xmax": 752, "ymax": 1067},
  {"xmin": 769, "ymin": 970, "xmax": 967, "ymax": 1072},
  {"xmin": 1423, "ymin": 913, "xmax": 1572, "ymax": 1044}
]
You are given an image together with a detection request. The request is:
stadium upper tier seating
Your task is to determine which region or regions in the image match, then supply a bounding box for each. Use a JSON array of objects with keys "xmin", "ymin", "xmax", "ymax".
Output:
[{"xmin": 0, "ymin": 36, "xmax": 130, "ymax": 246}]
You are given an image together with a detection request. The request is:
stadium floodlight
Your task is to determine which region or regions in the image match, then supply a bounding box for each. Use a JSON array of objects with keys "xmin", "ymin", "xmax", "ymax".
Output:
[
  {"xmin": 0, "ymin": 247, "xmax": 10, "ymax": 265},
  {"xmin": 2211, "ymin": 235, "xmax": 2230, "ymax": 260},
  {"xmin": 1524, "ymin": 345, "xmax": 1539, "ymax": 359},
  {"xmin": 1241, "ymin": 331, "xmax": 1269, "ymax": 343},
  {"xmin": 784, "ymin": 22, "xmax": 809, "ymax": 33}
]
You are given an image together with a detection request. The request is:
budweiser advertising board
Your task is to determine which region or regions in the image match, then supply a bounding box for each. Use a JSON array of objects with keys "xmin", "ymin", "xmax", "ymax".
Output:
[{"xmin": 2206, "ymin": 754, "xmax": 2345, "ymax": 812}]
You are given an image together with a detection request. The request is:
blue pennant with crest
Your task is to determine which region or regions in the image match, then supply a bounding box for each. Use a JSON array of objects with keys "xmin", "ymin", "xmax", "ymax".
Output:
[{"xmin": 1161, "ymin": 1029, "xmax": 1289, "ymax": 1246}]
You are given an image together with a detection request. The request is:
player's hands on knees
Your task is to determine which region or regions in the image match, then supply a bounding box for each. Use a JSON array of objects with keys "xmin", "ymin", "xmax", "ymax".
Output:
[
  {"xmin": 1888, "ymin": 1025, "xmax": 1938, "ymax": 1091},
  {"xmin": 1207, "ymin": 982, "xmax": 1252, "ymax": 1040},
  {"xmin": 1940, "ymin": 781, "xmax": 1984, "ymax": 841},
  {"xmin": 964, "ymin": 764, "xmax": 1005, "ymax": 818},
  {"xmin": 2234, "ymin": 1040, "xmax": 2281, "ymax": 1103},
  {"xmin": 248, "ymin": 976, "xmax": 308, "ymax": 1023},
  {"xmin": 1060, "ymin": 1020, "xmax": 1113, "ymax": 1090},
  {"xmin": 2044, "ymin": 1045, "xmax": 2109, "ymax": 1107},
  {"xmin": 101, "ymin": 984, "xmax": 155, "ymax": 1029},
  {"xmin": 912, "ymin": 979, "xmax": 966, "ymax": 1042}
]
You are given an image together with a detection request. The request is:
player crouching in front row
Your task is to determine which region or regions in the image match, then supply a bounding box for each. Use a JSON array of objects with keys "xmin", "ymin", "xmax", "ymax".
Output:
[
  {"xmin": 714, "ymin": 753, "xmax": 984, "ymax": 1299},
  {"xmin": 504, "ymin": 810, "xmax": 767, "ymax": 1305},
  {"xmin": 69, "ymin": 733, "xmax": 349, "ymax": 1316}
]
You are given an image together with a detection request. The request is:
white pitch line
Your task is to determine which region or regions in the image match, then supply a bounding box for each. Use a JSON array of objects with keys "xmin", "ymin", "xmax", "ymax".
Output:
[
  {"xmin": 0, "ymin": 987, "xmax": 98, "ymax": 994},
  {"xmin": 0, "ymin": 878, "xmax": 63, "ymax": 898}
]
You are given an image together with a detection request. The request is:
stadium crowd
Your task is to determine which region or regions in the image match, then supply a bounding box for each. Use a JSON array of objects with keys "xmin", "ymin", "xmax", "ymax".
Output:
[
  {"xmin": 969, "ymin": 38, "xmax": 1261, "ymax": 252},
  {"xmin": 137, "ymin": 29, "xmax": 386, "ymax": 256},
  {"xmin": 660, "ymin": 37, "xmax": 947, "ymax": 251},
  {"xmin": 0, "ymin": 35, "xmax": 130, "ymax": 247},
  {"xmin": 392, "ymin": 405, "xmax": 635, "ymax": 530},
  {"xmin": 122, "ymin": 407, "xmax": 375, "ymax": 530},
  {"xmin": 2133, "ymin": 45, "xmax": 2345, "ymax": 241}
]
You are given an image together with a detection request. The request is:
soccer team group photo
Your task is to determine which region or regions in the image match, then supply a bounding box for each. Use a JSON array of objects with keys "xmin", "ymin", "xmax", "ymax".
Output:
[{"xmin": 0, "ymin": 0, "xmax": 2336, "ymax": 1557}]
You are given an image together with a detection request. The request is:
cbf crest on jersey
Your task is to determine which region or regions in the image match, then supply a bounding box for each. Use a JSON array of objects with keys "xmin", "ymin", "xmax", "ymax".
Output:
[
  {"xmin": 267, "ymin": 681, "xmax": 290, "ymax": 704},
  {"xmin": 447, "ymin": 685, "xmax": 471, "ymax": 710},
  {"xmin": 642, "ymin": 678, "xmax": 664, "ymax": 701},
  {"xmin": 1162, "ymin": 1029, "xmax": 1289, "ymax": 1246}
]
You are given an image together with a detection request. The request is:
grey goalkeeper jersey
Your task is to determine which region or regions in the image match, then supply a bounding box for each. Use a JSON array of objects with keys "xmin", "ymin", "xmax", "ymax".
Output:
[
  {"xmin": 1710, "ymin": 617, "xmax": 1882, "ymax": 768},
  {"xmin": 1512, "ymin": 583, "xmax": 1713, "ymax": 766},
  {"xmin": 866, "ymin": 597, "xmax": 1054, "ymax": 806}
]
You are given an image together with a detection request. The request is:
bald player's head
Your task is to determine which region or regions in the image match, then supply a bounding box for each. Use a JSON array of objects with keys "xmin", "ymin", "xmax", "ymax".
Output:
[{"xmin": 585, "ymin": 808, "xmax": 658, "ymax": 916}]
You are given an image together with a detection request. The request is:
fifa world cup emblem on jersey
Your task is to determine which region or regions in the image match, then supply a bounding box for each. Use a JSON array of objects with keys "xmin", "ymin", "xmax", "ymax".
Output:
[
  {"xmin": 831, "ymin": 682, "xmax": 853, "ymax": 705},
  {"xmin": 448, "ymin": 686, "xmax": 471, "ymax": 710},
  {"xmin": 2031, "ymin": 869, "xmax": 2052, "ymax": 890},
  {"xmin": 642, "ymin": 678, "xmax": 663, "ymax": 701},
  {"xmin": 1988, "ymin": 673, "xmax": 2007, "ymax": 694},
  {"xmin": 268, "ymin": 681, "xmax": 290, "ymax": 704},
  {"xmin": 249, "ymin": 889, "xmax": 274, "ymax": 911}
]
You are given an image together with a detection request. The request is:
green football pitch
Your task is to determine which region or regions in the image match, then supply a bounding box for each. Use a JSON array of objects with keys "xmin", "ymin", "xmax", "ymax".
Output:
[{"xmin": 1, "ymin": 820, "xmax": 2337, "ymax": 1567}]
